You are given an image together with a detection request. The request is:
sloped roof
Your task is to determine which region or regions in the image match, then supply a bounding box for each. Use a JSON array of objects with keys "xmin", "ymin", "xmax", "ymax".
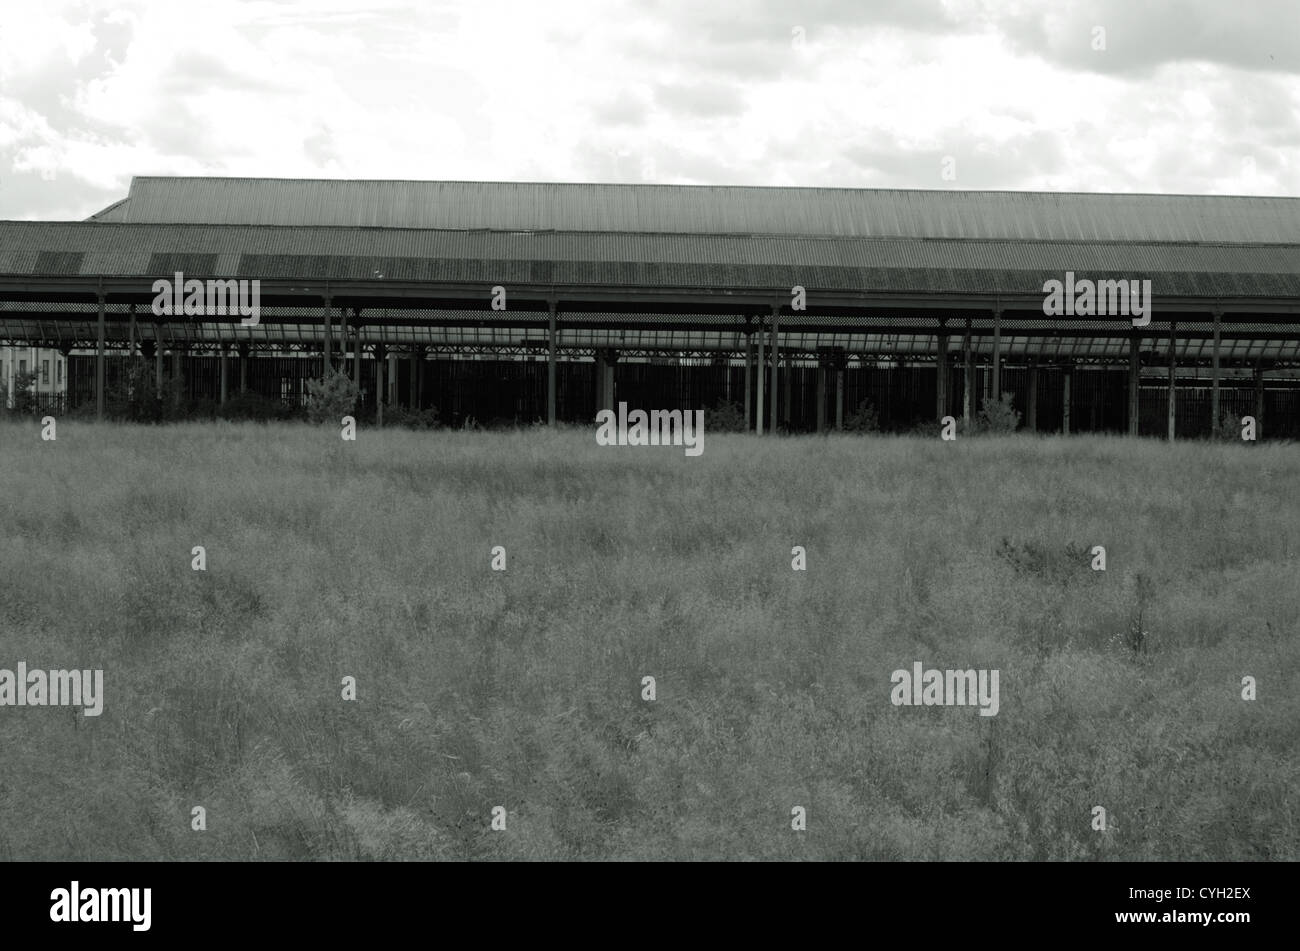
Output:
[{"xmin": 86, "ymin": 176, "xmax": 1300, "ymax": 244}]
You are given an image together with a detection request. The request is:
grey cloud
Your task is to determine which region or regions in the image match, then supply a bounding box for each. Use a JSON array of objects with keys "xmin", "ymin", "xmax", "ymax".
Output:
[
  {"xmin": 995, "ymin": 0, "xmax": 1300, "ymax": 75},
  {"xmin": 842, "ymin": 128, "xmax": 1067, "ymax": 189},
  {"xmin": 652, "ymin": 81, "xmax": 746, "ymax": 119},
  {"xmin": 0, "ymin": 166, "xmax": 123, "ymax": 220},
  {"xmin": 591, "ymin": 90, "xmax": 650, "ymax": 127}
]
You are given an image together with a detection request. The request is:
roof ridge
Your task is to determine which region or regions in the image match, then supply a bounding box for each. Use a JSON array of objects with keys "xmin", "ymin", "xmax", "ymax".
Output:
[{"xmin": 122, "ymin": 176, "xmax": 1300, "ymax": 201}]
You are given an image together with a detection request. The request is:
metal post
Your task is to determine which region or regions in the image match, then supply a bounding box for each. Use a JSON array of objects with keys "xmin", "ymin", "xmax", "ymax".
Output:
[
  {"xmin": 756, "ymin": 317, "xmax": 765, "ymax": 435},
  {"xmin": 1211, "ymin": 309, "xmax": 1221, "ymax": 432},
  {"xmin": 1128, "ymin": 336, "xmax": 1140, "ymax": 436},
  {"xmin": 352, "ymin": 309, "xmax": 362, "ymax": 383},
  {"xmin": 936, "ymin": 330, "xmax": 948, "ymax": 420},
  {"xmin": 547, "ymin": 301, "xmax": 557, "ymax": 425},
  {"xmin": 963, "ymin": 318, "xmax": 974, "ymax": 423},
  {"xmin": 1254, "ymin": 361, "xmax": 1265, "ymax": 436},
  {"xmin": 409, "ymin": 348, "xmax": 418, "ymax": 409},
  {"xmin": 95, "ymin": 294, "xmax": 105, "ymax": 421},
  {"xmin": 1063, "ymin": 365, "xmax": 1072, "ymax": 435},
  {"xmin": 340, "ymin": 306, "xmax": 349, "ymax": 377},
  {"xmin": 769, "ymin": 306, "xmax": 780, "ymax": 432},
  {"xmin": 1027, "ymin": 359, "xmax": 1038, "ymax": 432},
  {"xmin": 835, "ymin": 358, "xmax": 845, "ymax": 430},
  {"xmin": 743, "ymin": 338, "xmax": 753, "ymax": 429},
  {"xmin": 375, "ymin": 344, "xmax": 386, "ymax": 427},
  {"xmin": 172, "ymin": 346, "xmax": 183, "ymax": 408},
  {"xmin": 322, "ymin": 297, "xmax": 332, "ymax": 375},
  {"xmin": 783, "ymin": 355, "xmax": 792, "ymax": 426},
  {"xmin": 1167, "ymin": 320, "xmax": 1177, "ymax": 442},
  {"xmin": 816, "ymin": 357, "xmax": 826, "ymax": 432},
  {"xmin": 220, "ymin": 347, "xmax": 228, "ymax": 405},
  {"xmin": 991, "ymin": 307, "xmax": 1002, "ymax": 402}
]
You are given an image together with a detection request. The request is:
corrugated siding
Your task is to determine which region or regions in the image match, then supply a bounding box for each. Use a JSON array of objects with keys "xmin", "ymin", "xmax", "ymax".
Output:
[{"xmin": 90, "ymin": 177, "xmax": 1300, "ymax": 243}]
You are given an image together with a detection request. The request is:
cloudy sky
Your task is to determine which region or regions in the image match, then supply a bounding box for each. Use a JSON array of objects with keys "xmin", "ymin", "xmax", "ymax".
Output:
[{"xmin": 1, "ymin": 0, "xmax": 1297, "ymax": 220}]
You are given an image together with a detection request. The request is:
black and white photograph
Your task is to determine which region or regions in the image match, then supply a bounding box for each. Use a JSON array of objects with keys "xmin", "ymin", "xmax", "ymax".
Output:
[{"xmin": 0, "ymin": 0, "xmax": 1293, "ymax": 936}]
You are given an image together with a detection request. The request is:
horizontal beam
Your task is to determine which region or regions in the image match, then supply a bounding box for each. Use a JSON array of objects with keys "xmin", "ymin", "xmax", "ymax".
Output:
[{"xmin": 3, "ymin": 276, "xmax": 1300, "ymax": 320}]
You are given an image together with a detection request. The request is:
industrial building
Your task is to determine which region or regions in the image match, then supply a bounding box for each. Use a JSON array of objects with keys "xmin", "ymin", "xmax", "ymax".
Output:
[{"xmin": 1, "ymin": 177, "xmax": 1298, "ymax": 436}]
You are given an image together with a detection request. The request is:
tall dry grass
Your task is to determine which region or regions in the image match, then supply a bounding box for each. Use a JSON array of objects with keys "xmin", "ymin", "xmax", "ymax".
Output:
[{"xmin": 0, "ymin": 420, "xmax": 1296, "ymax": 859}]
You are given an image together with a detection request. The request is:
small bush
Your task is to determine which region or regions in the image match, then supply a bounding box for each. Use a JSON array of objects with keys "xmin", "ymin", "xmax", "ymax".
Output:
[
  {"xmin": 382, "ymin": 404, "xmax": 441, "ymax": 429},
  {"xmin": 105, "ymin": 359, "xmax": 163, "ymax": 422},
  {"xmin": 976, "ymin": 392, "xmax": 1021, "ymax": 434},
  {"xmin": 305, "ymin": 369, "xmax": 360, "ymax": 424},
  {"xmin": 1210, "ymin": 411, "xmax": 1249, "ymax": 442},
  {"xmin": 9, "ymin": 370, "xmax": 39, "ymax": 416},
  {"xmin": 844, "ymin": 399, "xmax": 881, "ymax": 433},
  {"xmin": 707, "ymin": 400, "xmax": 747, "ymax": 433}
]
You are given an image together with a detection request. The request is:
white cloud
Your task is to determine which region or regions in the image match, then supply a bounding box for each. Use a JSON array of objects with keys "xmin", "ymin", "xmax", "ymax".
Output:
[{"xmin": 1, "ymin": 0, "xmax": 1298, "ymax": 218}]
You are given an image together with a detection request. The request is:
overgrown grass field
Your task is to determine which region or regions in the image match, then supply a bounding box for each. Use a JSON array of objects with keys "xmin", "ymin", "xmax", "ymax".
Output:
[{"xmin": 1, "ymin": 421, "xmax": 1297, "ymax": 860}]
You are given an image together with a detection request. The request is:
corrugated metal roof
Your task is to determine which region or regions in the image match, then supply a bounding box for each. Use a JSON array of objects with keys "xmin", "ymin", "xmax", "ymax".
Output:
[
  {"xmin": 87, "ymin": 177, "xmax": 1300, "ymax": 243},
  {"xmin": 2, "ymin": 221, "xmax": 1299, "ymax": 299}
]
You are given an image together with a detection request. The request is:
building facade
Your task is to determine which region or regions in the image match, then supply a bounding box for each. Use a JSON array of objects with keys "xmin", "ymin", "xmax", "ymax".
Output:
[{"xmin": 1, "ymin": 346, "xmax": 68, "ymax": 411}]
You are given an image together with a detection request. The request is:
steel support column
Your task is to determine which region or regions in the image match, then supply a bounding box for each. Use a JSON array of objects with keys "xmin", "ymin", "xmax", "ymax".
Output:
[
  {"xmin": 756, "ymin": 317, "xmax": 765, "ymax": 435},
  {"xmin": 963, "ymin": 318, "xmax": 974, "ymax": 423},
  {"xmin": 95, "ymin": 294, "xmax": 105, "ymax": 421},
  {"xmin": 352, "ymin": 309, "xmax": 362, "ymax": 383},
  {"xmin": 323, "ymin": 296, "xmax": 332, "ymax": 374},
  {"xmin": 1168, "ymin": 320, "xmax": 1177, "ymax": 441},
  {"xmin": 1027, "ymin": 359, "xmax": 1038, "ymax": 432},
  {"xmin": 743, "ymin": 337, "xmax": 753, "ymax": 429},
  {"xmin": 1254, "ymin": 362, "xmax": 1265, "ymax": 436},
  {"xmin": 769, "ymin": 306, "xmax": 780, "ymax": 432},
  {"xmin": 547, "ymin": 301, "xmax": 557, "ymax": 425},
  {"xmin": 1063, "ymin": 364, "xmax": 1072, "ymax": 435},
  {"xmin": 1211, "ymin": 309, "xmax": 1222, "ymax": 431},
  {"xmin": 936, "ymin": 329, "xmax": 948, "ymax": 419},
  {"xmin": 375, "ymin": 344, "xmax": 386, "ymax": 427},
  {"xmin": 1128, "ymin": 337, "xmax": 1140, "ymax": 436},
  {"xmin": 816, "ymin": 356, "xmax": 826, "ymax": 432},
  {"xmin": 409, "ymin": 347, "xmax": 419, "ymax": 409},
  {"xmin": 991, "ymin": 307, "xmax": 1002, "ymax": 401}
]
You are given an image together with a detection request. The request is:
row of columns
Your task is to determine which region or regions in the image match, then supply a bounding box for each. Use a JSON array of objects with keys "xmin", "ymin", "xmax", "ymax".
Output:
[{"xmin": 84, "ymin": 297, "xmax": 1270, "ymax": 439}]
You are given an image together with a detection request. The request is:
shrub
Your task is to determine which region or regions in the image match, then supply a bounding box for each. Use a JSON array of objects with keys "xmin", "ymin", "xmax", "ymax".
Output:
[
  {"xmin": 1210, "ymin": 411, "xmax": 1249, "ymax": 442},
  {"xmin": 844, "ymin": 398, "xmax": 881, "ymax": 433},
  {"xmin": 707, "ymin": 400, "xmax": 747, "ymax": 433},
  {"xmin": 976, "ymin": 392, "xmax": 1021, "ymax": 434},
  {"xmin": 305, "ymin": 368, "xmax": 359, "ymax": 424},
  {"xmin": 105, "ymin": 359, "xmax": 163, "ymax": 422},
  {"xmin": 382, "ymin": 404, "xmax": 441, "ymax": 429},
  {"xmin": 9, "ymin": 370, "xmax": 39, "ymax": 416}
]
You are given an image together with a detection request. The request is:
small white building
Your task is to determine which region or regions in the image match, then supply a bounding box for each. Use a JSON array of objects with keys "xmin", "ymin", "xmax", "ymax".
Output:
[{"xmin": 1, "ymin": 346, "xmax": 68, "ymax": 410}]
